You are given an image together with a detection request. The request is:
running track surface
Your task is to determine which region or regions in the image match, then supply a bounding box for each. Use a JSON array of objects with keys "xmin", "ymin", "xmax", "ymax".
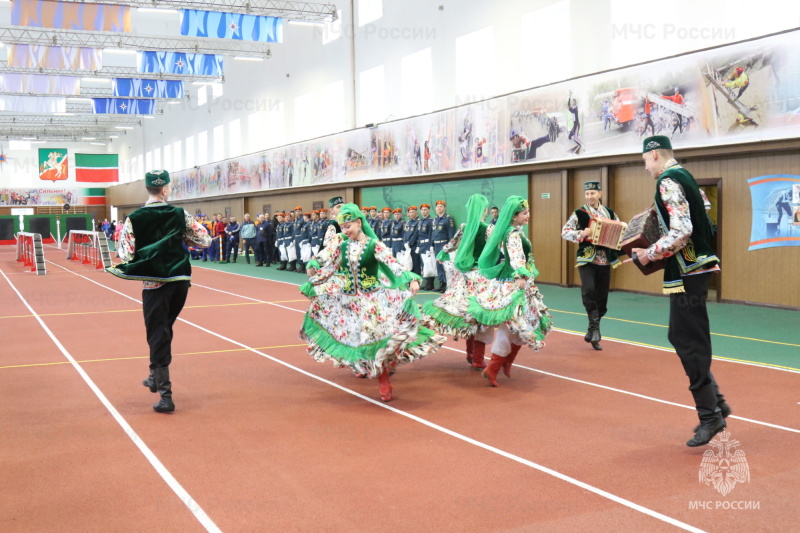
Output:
[{"xmin": 1, "ymin": 246, "xmax": 798, "ymax": 532}]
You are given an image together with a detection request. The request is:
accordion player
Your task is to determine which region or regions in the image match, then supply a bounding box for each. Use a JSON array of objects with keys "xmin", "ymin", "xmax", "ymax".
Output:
[
  {"xmin": 587, "ymin": 217, "xmax": 628, "ymax": 250},
  {"xmin": 620, "ymin": 207, "xmax": 666, "ymax": 275}
]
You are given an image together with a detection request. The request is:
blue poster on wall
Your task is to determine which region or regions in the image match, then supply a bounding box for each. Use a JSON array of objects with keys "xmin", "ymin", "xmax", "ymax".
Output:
[{"xmin": 748, "ymin": 174, "xmax": 800, "ymax": 250}]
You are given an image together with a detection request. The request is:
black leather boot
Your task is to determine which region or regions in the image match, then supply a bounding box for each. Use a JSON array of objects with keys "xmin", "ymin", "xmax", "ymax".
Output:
[
  {"xmin": 687, "ymin": 385, "xmax": 725, "ymax": 446},
  {"xmin": 152, "ymin": 366, "xmax": 175, "ymax": 413},
  {"xmin": 286, "ymin": 260, "xmax": 296, "ymax": 272},
  {"xmin": 588, "ymin": 310, "xmax": 602, "ymax": 350},
  {"xmin": 693, "ymin": 373, "xmax": 731, "ymax": 432},
  {"xmin": 277, "ymin": 261, "xmax": 286, "ymax": 271},
  {"xmin": 142, "ymin": 369, "xmax": 157, "ymax": 393}
]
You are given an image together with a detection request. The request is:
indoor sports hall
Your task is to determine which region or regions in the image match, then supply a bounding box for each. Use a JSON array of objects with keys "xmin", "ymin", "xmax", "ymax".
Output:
[{"xmin": 1, "ymin": 1, "xmax": 798, "ymax": 532}]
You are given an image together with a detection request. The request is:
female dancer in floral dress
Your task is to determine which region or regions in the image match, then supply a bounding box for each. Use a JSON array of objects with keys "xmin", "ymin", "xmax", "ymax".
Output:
[
  {"xmin": 299, "ymin": 203, "xmax": 445, "ymax": 401},
  {"xmin": 422, "ymin": 193, "xmax": 495, "ymax": 370},
  {"xmin": 467, "ymin": 195, "xmax": 553, "ymax": 386}
]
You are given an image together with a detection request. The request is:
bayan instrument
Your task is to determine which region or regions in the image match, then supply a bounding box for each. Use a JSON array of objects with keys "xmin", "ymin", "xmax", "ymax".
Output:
[
  {"xmin": 587, "ymin": 217, "xmax": 628, "ymax": 250},
  {"xmin": 620, "ymin": 207, "xmax": 665, "ymax": 275}
]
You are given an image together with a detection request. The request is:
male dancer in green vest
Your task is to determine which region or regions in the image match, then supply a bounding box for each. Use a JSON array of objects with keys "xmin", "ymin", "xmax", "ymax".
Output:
[
  {"xmin": 627, "ymin": 136, "xmax": 730, "ymax": 447},
  {"xmin": 561, "ymin": 181, "xmax": 622, "ymax": 350},
  {"xmin": 107, "ymin": 170, "xmax": 212, "ymax": 413}
]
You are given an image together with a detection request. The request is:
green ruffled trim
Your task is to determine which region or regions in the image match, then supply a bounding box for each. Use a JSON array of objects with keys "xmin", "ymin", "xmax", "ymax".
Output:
[
  {"xmin": 298, "ymin": 282, "xmax": 317, "ymax": 298},
  {"xmin": 422, "ymin": 300, "xmax": 473, "ymax": 331},
  {"xmin": 437, "ymin": 249, "xmax": 450, "ymax": 262},
  {"xmin": 466, "ymin": 291, "xmax": 526, "ymax": 326},
  {"xmin": 512, "ymin": 266, "xmax": 533, "ymax": 279},
  {"xmin": 301, "ymin": 297, "xmax": 435, "ymax": 364},
  {"xmin": 306, "ymin": 259, "xmax": 320, "ymax": 270}
]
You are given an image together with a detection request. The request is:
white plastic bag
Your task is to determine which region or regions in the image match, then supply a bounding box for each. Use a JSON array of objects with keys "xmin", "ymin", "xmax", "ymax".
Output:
[
  {"xmin": 399, "ymin": 249, "xmax": 413, "ymax": 271},
  {"xmin": 300, "ymin": 242, "xmax": 312, "ymax": 262},
  {"xmin": 421, "ymin": 250, "xmax": 437, "ymax": 278},
  {"xmin": 279, "ymin": 244, "xmax": 287, "ymax": 261},
  {"xmin": 287, "ymin": 244, "xmax": 297, "ymax": 261},
  {"xmin": 312, "ymin": 245, "xmax": 320, "ymax": 256}
]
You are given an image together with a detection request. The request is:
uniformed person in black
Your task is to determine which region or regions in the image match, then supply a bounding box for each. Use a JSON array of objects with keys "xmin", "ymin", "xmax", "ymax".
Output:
[
  {"xmin": 390, "ymin": 208, "xmax": 405, "ymax": 257},
  {"xmin": 432, "ymin": 200, "xmax": 456, "ymax": 292},
  {"xmin": 291, "ymin": 206, "xmax": 306, "ymax": 273},
  {"xmin": 418, "ymin": 203, "xmax": 435, "ymax": 290},
  {"xmin": 403, "ymin": 205, "xmax": 421, "ymax": 274},
  {"xmin": 379, "ymin": 207, "xmax": 392, "ymax": 241}
]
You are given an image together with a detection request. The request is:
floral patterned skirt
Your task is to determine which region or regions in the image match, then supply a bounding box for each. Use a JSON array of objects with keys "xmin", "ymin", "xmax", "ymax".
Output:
[
  {"xmin": 300, "ymin": 285, "xmax": 445, "ymax": 378},
  {"xmin": 422, "ymin": 263, "xmax": 488, "ymax": 339},
  {"xmin": 467, "ymin": 278, "xmax": 553, "ymax": 351}
]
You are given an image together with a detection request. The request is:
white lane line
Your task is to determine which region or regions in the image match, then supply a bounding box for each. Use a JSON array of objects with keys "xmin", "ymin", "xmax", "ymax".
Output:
[
  {"xmin": 190, "ymin": 280, "xmax": 800, "ymax": 434},
  {"xmin": 46, "ymin": 260, "xmax": 707, "ymax": 533},
  {"xmin": 0, "ymin": 268, "xmax": 221, "ymax": 533}
]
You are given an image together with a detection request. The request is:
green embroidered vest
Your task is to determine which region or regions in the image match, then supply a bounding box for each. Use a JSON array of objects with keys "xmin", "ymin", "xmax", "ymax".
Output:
[
  {"xmin": 336, "ymin": 238, "xmax": 383, "ymax": 294},
  {"xmin": 655, "ymin": 166, "xmax": 719, "ymax": 293},
  {"xmin": 108, "ymin": 203, "xmax": 191, "ymax": 283},
  {"xmin": 494, "ymin": 228, "xmax": 532, "ymax": 280},
  {"xmin": 574, "ymin": 206, "xmax": 621, "ymax": 266}
]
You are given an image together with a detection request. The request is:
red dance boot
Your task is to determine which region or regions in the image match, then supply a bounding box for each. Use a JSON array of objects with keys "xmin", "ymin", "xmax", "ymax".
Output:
[
  {"xmin": 482, "ymin": 354, "xmax": 506, "ymax": 387},
  {"xmin": 471, "ymin": 341, "xmax": 487, "ymax": 371},
  {"xmin": 502, "ymin": 344, "xmax": 522, "ymax": 378},
  {"xmin": 378, "ymin": 368, "xmax": 393, "ymax": 402},
  {"xmin": 465, "ymin": 337, "xmax": 475, "ymax": 364}
]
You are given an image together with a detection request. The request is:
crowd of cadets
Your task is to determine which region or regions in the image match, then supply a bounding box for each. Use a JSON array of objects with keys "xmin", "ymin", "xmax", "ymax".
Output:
[{"xmin": 191, "ymin": 202, "xmax": 461, "ymax": 292}]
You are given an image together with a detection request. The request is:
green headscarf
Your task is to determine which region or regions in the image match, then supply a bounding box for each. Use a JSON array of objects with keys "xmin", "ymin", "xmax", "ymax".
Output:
[
  {"xmin": 453, "ymin": 194, "xmax": 489, "ymax": 273},
  {"xmin": 477, "ymin": 195, "xmax": 529, "ymax": 279},
  {"xmin": 335, "ymin": 203, "xmax": 407, "ymax": 288}
]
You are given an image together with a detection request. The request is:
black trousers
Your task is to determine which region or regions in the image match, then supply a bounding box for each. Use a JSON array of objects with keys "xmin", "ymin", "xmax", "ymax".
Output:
[
  {"xmin": 578, "ymin": 263, "xmax": 611, "ymax": 317},
  {"xmin": 668, "ymin": 273, "xmax": 722, "ymax": 421},
  {"xmin": 142, "ymin": 281, "xmax": 190, "ymax": 369}
]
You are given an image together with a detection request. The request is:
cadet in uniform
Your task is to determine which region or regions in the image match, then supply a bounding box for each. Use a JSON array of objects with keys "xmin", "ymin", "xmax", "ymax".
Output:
[
  {"xmin": 390, "ymin": 208, "xmax": 405, "ymax": 257},
  {"xmin": 403, "ymin": 205, "xmax": 421, "ymax": 274},
  {"xmin": 380, "ymin": 207, "xmax": 393, "ymax": 241},
  {"xmin": 418, "ymin": 203, "xmax": 435, "ymax": 290},
  {"xmin": 432, "ymin": 200, "xmax": 456, "ymax": 292},
  {"xmin": 291, "ymin": 206, "xmax": 306, "ymax": 273}
]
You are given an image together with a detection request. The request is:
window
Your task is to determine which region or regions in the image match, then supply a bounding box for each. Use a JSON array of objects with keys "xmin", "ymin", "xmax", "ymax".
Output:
[
  {"xmin": 185, "ymin": 135, "xmax": 195, "ymax": 167},
  {"xmin": 248, "ymin": 110, "xmax": 267, "ymax": 152},
  {"xmin": 228, "ymin": 118, "xmax": 242, "ymax": 157},
  {"xmin": 455, "ymin": 26, "xmax": 495, "ymax": 103},
  {"xmin": 294, "ymin": 92, "xmax": 313, "ymax": 141},
  {"xmin": 322, "ymin": 9, "xmax": 342, "ymax": 44},
  {"xmin": 213, "ymin": 124, "xmax": 225, "ymax": 161},
  {"xmin": 197, "ymin": 130, "xmax": 208, "ymax": 164},
  {"xmin": 359, "ymin": 65, "xmax": 385, "ymax": 126},
  {"xmin": 358, "ymin": 0, "xmax": 382, "ymax": 26},
  {"xmin": 401, "ymin": 48, "xmax": 432, "ymax": 117},
  {"xmin": 145, "ymin": 150, "xmax": 153, "ymax": 171},
  {"xmin": 163, "ymin": 144, "xmax": 172, "ymax": 171},
  {"xmin": 211, "ymin": 83, "xmax": 223, "ymax": 100},
  {"xmin": 321, "ymin": 80, "xmax": 345, "ymax": 134},
  {"xmin": 153, "ymin": 147, "xmax": 161, "ymax": 170},
  {"xmin": 197, "ymin": 85, "xmax": 208, "ymax": 106},
  {"xmin": 266, "ymin": 100, "xmax": 286, "ymax": 148},
  {"xmin": 520, "ymin": 2, "xmax": 570, "ymax": 88},
  {"xmin": 172, "ymin": 140, "xmax": 182, "ymax": 170}
]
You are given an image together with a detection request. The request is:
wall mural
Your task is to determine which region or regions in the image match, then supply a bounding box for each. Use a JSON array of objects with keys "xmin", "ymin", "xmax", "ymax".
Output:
[{"xmin": 167, "ymin": 29, "xmax": 800, "ymax": 203}]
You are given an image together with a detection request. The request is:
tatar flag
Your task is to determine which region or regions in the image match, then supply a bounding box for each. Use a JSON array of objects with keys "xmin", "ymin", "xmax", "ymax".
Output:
[{"xmin": 75, "ymin": 153, "xmax": 119, "ymax": 183}]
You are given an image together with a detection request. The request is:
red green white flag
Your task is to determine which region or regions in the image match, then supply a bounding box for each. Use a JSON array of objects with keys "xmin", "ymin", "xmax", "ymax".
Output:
[{"xmin": 75, "ymin": 153, "xmax": 118, "ymax": 182}]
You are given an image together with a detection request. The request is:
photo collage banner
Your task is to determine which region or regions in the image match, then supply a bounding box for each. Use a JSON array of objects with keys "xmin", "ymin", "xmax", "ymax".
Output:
[{"xmin": 167, "ymin": 29, "xmax": 800, "ymax": 206}]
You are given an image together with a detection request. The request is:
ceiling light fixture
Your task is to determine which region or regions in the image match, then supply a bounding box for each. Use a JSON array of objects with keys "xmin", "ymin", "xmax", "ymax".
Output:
[{"xmin": 234, "ymin": 56, "xmax": 264, "ymax": 62}]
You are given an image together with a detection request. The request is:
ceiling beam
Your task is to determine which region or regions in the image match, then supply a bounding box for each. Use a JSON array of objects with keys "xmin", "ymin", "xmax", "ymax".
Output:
[
  {"xmin": 0, "ymin": 60, "xmax": 223, "ymax": 83},
  {"xmin": 0, "ymin": 114, "xmax": 142, "ymax": 127},
  {"xmin": 75, "ymin": 0, "xmax": 337, "ymax": 21},
  {"xmin": 0, "ymin": 26, "xmax": 272, "ymax": 57}
]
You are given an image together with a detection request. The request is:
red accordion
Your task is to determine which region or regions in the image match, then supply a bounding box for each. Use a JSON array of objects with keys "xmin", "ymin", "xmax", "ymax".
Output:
[
  {"xmin": 621, "ymin": 208, "xmax": 665, "ymax": 275},
  {"xmin": 587, "ymin": 217, "xmax": 628, "ymax": 250}
]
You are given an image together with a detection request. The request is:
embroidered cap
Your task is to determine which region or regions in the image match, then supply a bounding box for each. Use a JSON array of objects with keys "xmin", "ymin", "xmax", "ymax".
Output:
[
  {"xmin": 145, "ymin": 169, "xmax": 170, "ymax": 188},
  {"xmin": 642, "ymin": 135, "xmax": 672, "ymax": 153},
  {"xmin": 328, "ymin": 196, "xmax": 344, "ymax": 208},
  {"xmin": 584, "ymin": 181, "xmax": 601, "ymax": 191}
]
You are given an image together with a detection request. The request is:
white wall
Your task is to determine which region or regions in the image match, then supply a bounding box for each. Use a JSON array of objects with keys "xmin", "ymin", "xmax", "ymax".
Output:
[{"xmin": 4, "ymin": 0, "xmax": 798, "ymax": 187}]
